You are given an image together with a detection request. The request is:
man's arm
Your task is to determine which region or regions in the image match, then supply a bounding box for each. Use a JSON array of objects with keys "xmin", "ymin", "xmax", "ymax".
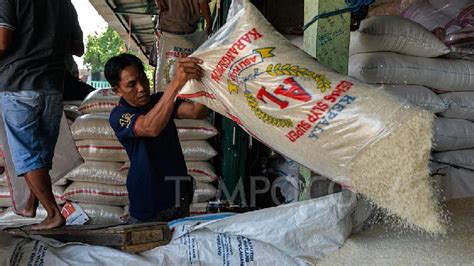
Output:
[
  {"xmin": 69, "ymin": 2, "xmax": 84, "ymax": 56},
  {"xmin": 0, "ymin": 27, "xmax": 12, "ymax": 58},
  {"xmin": 133, "ymin": 57, "xmax": 204, "ymax": 137},
  {"xmin": 155, "ymin": 0, "xmax": 168, "ymax": 11},
  {"xmin": 199, "ymin": 0, "xmax": 212, "ymax": 35},
  {"xmin": 177, "ymin": 102, "xmax": 208, "ymax": 120}
]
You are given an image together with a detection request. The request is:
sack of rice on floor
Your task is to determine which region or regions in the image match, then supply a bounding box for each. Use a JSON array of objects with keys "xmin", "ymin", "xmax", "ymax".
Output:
[{"xmin": 179, "ymin": 0, "xmax": 445, "ymax": 233}]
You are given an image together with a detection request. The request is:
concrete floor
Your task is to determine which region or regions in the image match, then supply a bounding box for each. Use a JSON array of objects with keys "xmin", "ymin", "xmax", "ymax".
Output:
[{"xmin": 320, "ymin": 197, "xmax": 474, "ymax": 265}]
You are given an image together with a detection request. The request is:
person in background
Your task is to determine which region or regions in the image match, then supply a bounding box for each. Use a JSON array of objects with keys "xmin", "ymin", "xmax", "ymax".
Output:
[
  {"xmin": 105, "ymin": 54, "xmax": 208, "ymax": 223},
  {"xmin": 63, "ymin": 56, "xmax": 95, "ymax": 101},
  {"xmin": 0, "ymin": 0, "xmax": 83, "ymax": 230},
  {"xmin": 155, "ymin": 0, "xmax": 212, "ymax": 35}
]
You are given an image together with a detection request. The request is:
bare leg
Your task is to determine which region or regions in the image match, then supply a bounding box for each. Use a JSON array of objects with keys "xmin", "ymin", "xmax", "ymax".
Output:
[
  {"xmin": 24, "ymin": 168, "xmax": 65, "ymax": 230},
  {"xmin": 13, "ymin": 188, "xmax": 38, "ymax": 218}
]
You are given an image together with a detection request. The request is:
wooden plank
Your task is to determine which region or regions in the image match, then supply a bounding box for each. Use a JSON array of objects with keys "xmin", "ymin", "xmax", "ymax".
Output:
[
  {"xmin": 4, "ymin": 222, "xmax": 171, "ymax": 253},
  {"xmin": 303, "ymin": 0, "xmax": 351, "ymax": 75}
]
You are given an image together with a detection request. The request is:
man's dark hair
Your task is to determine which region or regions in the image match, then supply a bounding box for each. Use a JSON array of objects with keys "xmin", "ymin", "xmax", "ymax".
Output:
[{"xmin": 104, "ymin": 53, "xmax": 145, "ymax": 87}]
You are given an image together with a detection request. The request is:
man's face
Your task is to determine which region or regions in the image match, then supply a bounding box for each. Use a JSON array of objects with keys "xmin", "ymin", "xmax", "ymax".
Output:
[{"xmin": 115, "ymin": 65, "xmax": 151, "ymax": 108}]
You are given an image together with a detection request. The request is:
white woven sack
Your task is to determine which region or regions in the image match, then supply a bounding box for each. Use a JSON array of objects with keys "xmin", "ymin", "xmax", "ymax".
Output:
[
  {"xmin": 186, "ymin": 161, "xmax": 218, "ymax": 182},
  {"xmin": 350, "ymin": 16, "xmax": 450, "ymax": 57},
  {"xmin": 155, "ymin": 32, "xmax": 207, "ymax": 92},
  {"xmin": 65, "ymin": 161, "xmax": 127, "ymax": 185},
  {"xmin": 433, "ymin": 118, "xmax": 474, "ymax": 151},
  {"xmin": 384, "ymin": 85, "xmax": 447, "ymax": 113},
  {"xmin": 78, "ymin": 88, "xmax": 120, "ymax": 114},
  {"xmin": 193, "ymin": 182, "xmax": 217, "ymax": 203},
  {"xmin": 349, "ymin": 52, "xmax": 474, "ymax": 92},
  {"xmin": 189, "ymin": 202, "xmax": 209, "ymax": 215},
  {"xmin": 76, "ymin": 139, "xmax": 128, "ymax": 162},
  {"xmin": 53, "ymin": 177, "xmax": 69, "ymax": 186},
  {"xmin": 432, "ymin": 149, "xmax": 474, "ymax": 171},
  {"xmin": 0, "ymin": 173, "xmax": 7, "ymax": 187},
  {"xmin": 0, "ymin": 186, "xmax": 11, "ymax": 207},
  {"xmin": 429, "ymin": 0, "xmax": 472, "ymax": 20},
  {"xmin": 178, "ymin": 0, "xmax": 444, "ymax": 232},
  {"xmin": 401, "ymin": 0, "xmax": 452, "ymax": 31},
  {"xmin": 63, "ymin": 182, "xmax": 128, "ymax": 206},
  {"xmin": 439, "ymin": 92, "xmax": 474, "ymax": 121},
  {"xmin": 433, "ymin": 166, "xmax": 474, "ymax": 201},
  {"xmin": 79, "ymin": 203, "xmax": 125, "ymax": 225},
  {"xmin": 181, "ymin": 140, "xmax": 217, "ymax": 161},
  {"xmin": 71, "ymin": 113, "xmax": 117, "ymax": 140},
  {"xmin": 53, "ymin": 185, "xmax": 66, "ymax": 205},
  {"xmin": 175, "ymin": 119, "xmax": 219, "ymax": 140}
]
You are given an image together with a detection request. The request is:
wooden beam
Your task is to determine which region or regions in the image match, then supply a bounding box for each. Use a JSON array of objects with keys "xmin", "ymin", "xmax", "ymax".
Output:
[
  {"xmin": 303, "ymin": 0, "xmax": 351, "ymax": 75},
  {"xmin": 5, "ymin": 222, "xmax": 171, "ymax": 253}
]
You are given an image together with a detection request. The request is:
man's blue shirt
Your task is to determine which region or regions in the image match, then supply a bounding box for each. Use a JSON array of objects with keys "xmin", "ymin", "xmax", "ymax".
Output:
[{"xmin": 110, "ymin": 93, "xmax": 192, "ymax": 221}]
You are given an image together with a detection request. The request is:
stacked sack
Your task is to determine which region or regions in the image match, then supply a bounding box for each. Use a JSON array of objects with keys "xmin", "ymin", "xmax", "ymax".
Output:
[
  {"xmin": 69, "ymin": 88, "xmax": 220, "ymax": 222},
  {"xmin": 175, "ymin": 119, "xmax": 219, "ymax": 211},
  {"xmin": 66, "ymin": 89, "xmax": 128, "ymax": 224},
  {"xmin": 348, "ymin": 15, "xmax": 474, "ymax": 201}
]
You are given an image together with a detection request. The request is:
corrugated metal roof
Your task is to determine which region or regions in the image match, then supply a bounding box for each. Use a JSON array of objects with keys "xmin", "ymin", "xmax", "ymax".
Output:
[{"xmin": 89, "ymin": 0, "xmax": 157, "ymax": 61}]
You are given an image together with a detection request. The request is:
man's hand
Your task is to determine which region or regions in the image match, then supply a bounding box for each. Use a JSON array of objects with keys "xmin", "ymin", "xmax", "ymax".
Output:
[
  {"xmin": 156, "ymin": 0, "xmax": 168, "ymax": 11},
  {"xmin": 170, "ymin": 57, "xmax": 204, "ymax": 90}
]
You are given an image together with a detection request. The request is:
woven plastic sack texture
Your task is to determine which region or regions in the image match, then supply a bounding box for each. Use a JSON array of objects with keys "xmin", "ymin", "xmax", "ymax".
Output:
[
  {"xmin": 65, "ymin": 161, "xmax": 127, "ymax": 185},
  {"xmin": 71, "ymin": 113, "xmax": 117, "ymax": 140},
  {"xmin": 181, "ymin": 140, "xmax": 217, "ymax": 161},
  {"xmin": 433, "ymin": 118, "xmax": 474, "ymax": 151},
  {"xmin": 432, "ymin": 149, "xmax": 474, "ymax": 171},
  {"xmin": 63, "ymin": 182, "xmax": 128, "ymax": 206},
  {"xmin": 439, "ymin": 92, "xmax": 474, "ymax": 121},
  {"xmin": 179, "ymin": 0, "xmax": 444, "ymax": 232},
  {"xmin": 350, "ymin": 16, "xmax": 450, "ymax": 57},
  {"xmin": 175, "ymin": 119, "xmax": 219, "ymax": 140},
  {"xmin": 155, "ymin": 32, "xmax": 207, "ymax": 92},
  {"xmin": 78, "ymin": 88, "xmax": 119, "ymax": 114},
  {"xmin": 349, "ymin": 52, "xmax": 474, "ymax": 91},
  {"xmin": 384, "ymin": 85, "xmax": 447, "ymax": 113},
  {"xmin": 76, "ymin": 139, "xmax": 128, "ymax": 162},
  {"xmin": 79, "ymin": 203, "xmax": 125, "ymax": 225},
  {"xmin": 53, "ymin": 185, "xmax": 66, "ymax": 205},
  {"xmin": 0, "ymin": 172, "xmax": 6, "ymax": 187},
  {"xmin": 186, "ymin": 161, "xmax": 218, "ymax": 182},
  {"xmin": 0, "ymin": 186, "xmax": 11, "ymax": 207},
  {"xmin": 193, "ymin": 182, "xmax": 217, "ymax": 203}
]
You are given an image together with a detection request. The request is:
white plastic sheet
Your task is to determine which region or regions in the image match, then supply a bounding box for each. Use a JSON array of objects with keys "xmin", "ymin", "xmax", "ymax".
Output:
[{"xmin": 0, "ymin": 191, "xmax": 356, "ymax": 265}]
